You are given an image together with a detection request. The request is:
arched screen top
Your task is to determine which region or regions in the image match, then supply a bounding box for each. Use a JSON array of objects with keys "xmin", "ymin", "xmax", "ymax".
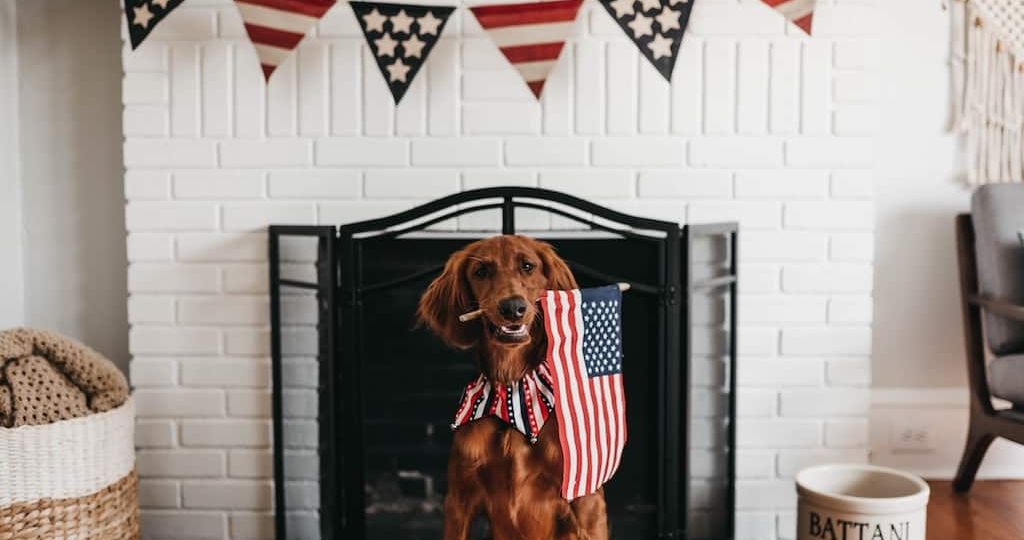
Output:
[{"xmin": 337, "ymin": 187, "xmax": 679, "ymax": 240}]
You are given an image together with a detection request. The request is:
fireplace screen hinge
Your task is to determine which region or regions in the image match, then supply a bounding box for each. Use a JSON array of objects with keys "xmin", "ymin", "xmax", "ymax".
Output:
[{"xmin": 663, "ymin": 285, "xmax": 679, "ymax": 306}]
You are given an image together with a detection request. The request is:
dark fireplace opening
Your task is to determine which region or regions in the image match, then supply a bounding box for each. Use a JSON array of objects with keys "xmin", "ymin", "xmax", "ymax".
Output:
[{"xmin": 268, "ymin": 187, "xmax": 738, "ymax": 540}]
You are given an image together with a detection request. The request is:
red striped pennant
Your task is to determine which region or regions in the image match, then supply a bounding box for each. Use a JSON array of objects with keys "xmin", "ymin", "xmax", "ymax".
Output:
[
  {"xmin": 470, "ymin": 0, "xmax": 584, "ymax": 99},
  {"xmin": 762, "ymin": 0, "xmax": 814, "ymax": 35},
  {"xmin": 234, "ymin": 0, "xmax": 336, "ymax": 80}
]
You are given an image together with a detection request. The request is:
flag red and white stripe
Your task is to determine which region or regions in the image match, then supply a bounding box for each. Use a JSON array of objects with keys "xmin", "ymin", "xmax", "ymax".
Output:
[
  {"xmin": 762, "ymin": 0, "xmax": 814, "ymax": 34},
  {"xmin": 234, "ymin": 0, "xmax": 335, "ymax": 79},
  {"xmin": 542, "ymin": 288, "xmax": 626, "ymax": 500},
  {"xmin": 470, "ymin": 0, "xmax": 583, "ymax": 98}
]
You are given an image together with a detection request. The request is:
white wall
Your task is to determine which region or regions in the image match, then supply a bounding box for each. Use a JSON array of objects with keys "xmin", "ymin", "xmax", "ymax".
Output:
[
  {"xmin": 870, "ymin": 0, "xmax": 1024, "ymax": 478},
  {"xmin": 14, "ymin": 1, "xmax": 129, "ymax": 368},
  {"xmin": 122, "ymin": 1, "xmax": 878, "ymax": 538},
  {"xmin": 0, "ymin": 0, "xmax": 24, "ymax": 330},
  {"xmin": 873, "ymin": 0, "xmax": 969, "ymax": 389}
]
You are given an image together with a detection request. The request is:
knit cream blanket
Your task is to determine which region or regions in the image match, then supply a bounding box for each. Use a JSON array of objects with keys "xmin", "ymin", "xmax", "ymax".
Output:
[{"xmin": 0, "ymin": 328, "xmax": 128, "ymax": 428}]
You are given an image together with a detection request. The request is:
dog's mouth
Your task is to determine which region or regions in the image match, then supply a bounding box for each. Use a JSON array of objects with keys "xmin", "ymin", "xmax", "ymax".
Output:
[{"xmin": 485, "ymin": 319, "xmax": 531, "ymax": 344}]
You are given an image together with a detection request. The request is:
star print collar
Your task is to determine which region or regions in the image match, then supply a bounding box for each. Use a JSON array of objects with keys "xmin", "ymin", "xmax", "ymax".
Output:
[{"xmin": 451, "ymin": 364, "xmax": 556, "ymax": 444}]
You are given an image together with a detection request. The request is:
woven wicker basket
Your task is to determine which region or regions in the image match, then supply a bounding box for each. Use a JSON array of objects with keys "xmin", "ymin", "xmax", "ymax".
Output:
[{"xmin": 0, "ymin": 398, "xmax": 138, "ymax": 540}]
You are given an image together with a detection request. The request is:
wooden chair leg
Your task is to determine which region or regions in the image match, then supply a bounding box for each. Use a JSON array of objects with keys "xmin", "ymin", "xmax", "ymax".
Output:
[{"xmin": 953, "ymin": 427, "xmax": 996, "ymax": 493}]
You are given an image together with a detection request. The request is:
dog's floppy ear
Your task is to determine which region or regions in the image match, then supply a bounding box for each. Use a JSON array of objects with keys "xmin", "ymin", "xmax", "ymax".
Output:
[
  {"xmin": 536, "ymin": 241, "xmax": 577, "ymax": 290},
  {"xmin": 417, "ymin": 249, "xmax": 479, "ymax": 350}
]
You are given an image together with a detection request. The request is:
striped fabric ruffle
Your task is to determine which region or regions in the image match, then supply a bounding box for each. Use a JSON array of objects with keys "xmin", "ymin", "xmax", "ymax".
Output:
[{"xmin": 451, "ymin": 364, "xmax": 555, "ymax": 444}]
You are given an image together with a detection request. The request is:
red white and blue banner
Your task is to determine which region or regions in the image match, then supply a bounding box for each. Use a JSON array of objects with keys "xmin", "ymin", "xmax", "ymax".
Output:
[
  {"xmin": 541, "ymin": 285, "xmax": 627, "ymax": 501},
  {"xmin": 125, "ymin": 0, "xmax": 821, "ymax": 98}
]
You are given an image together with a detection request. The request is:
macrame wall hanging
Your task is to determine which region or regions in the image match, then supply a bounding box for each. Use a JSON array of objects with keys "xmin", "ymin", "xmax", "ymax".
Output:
[{"xmin": 952, "ymin": 0, "xmax": 1024, "ymax": 184}]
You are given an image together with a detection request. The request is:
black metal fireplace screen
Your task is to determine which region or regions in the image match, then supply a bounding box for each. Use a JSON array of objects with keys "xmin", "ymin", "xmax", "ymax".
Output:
[{"xmin": 268, "ymin": 187, "xmax": 738, "ymax": 540}]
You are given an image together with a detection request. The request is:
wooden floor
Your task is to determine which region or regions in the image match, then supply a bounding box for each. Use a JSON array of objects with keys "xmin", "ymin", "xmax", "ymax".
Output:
[{"xmin": 927, "ymin": 481, "xmax": 1024, "ymax": 539}]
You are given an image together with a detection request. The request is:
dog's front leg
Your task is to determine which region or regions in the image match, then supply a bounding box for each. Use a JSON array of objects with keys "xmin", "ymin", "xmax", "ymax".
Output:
[
  {"xmin": 443, "ymin": 490, "xmax": 477, "ymax": 540},
  {"xmin": 443, "ymin": 445, "xmax": 481, "ymax": 540},
  {"xmin": 570, "ymin": 489, "xmax": 609, "ymax": 540}
]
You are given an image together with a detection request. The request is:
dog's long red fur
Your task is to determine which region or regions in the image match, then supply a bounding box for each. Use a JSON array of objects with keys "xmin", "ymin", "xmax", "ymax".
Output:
[{"xmin": 418, "ymin": 235, "xmax": 609, "ymax": 540}]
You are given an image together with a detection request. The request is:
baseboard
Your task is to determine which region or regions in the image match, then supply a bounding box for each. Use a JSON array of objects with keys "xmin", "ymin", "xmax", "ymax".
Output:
[{"xmin": 871, "ymin": 387, "xmax": 1024, "ymax": 480}]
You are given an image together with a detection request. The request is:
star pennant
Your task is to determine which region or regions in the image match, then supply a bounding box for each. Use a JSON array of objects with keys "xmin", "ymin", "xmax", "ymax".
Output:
[
  {"xmin": 598, "ymin": 0, "xmax": 695, "ymax": 81},
  {"xmin": 235, "ymin": 0, "xmax": 336, "ymax": 80},
  {"xmin": 124, "ymin": 0, "xmax": 187, "ymax": 49},
  {"xmin": 470, "ymin": 0, "xmax": 583, "ymax": 99},
  {"xmin": 351, "ymin": 2, "xmax": 455, "ymax": 103},
  {"xmin": 761, "ymin": 0, "xmax": 813, "ymax": 34}
]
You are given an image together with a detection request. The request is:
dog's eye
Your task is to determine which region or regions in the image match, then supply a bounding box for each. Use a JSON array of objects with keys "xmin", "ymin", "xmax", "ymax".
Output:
[
  {"xmin": 521, "ymin": 261, "xmax": 535, "ymax": 273},
  {"xmin": 473, "ymin": 266, "xmax": 490, "ymax": 278}
]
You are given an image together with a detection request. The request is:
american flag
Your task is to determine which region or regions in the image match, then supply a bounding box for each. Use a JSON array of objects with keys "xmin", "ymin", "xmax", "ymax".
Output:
[
  {"xmin": 470, "ymin": 0, "xmax": 583, "ymax": 98},
  {"xmin": 541, "ymin": 285, "xmax": 627, "ymax": 500},
  {"xmin": 234, "ymin": 0, "xmax": 336, "ymax": 80},
  {"xmin": 762, "ymin": 0, "xmax": 814, "ymax": 34}
]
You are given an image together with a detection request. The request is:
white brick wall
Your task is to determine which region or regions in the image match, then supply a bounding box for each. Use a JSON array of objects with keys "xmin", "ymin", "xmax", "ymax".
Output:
[{"xmin": 122, "ymin": 1, "xmax": 877, "ymax": 538}]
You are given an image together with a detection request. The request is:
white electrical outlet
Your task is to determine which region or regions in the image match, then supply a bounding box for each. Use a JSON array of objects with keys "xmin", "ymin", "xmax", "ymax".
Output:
[{"xmin": 889, "ymin": 418, "xmax": 935, "ymax": 451}]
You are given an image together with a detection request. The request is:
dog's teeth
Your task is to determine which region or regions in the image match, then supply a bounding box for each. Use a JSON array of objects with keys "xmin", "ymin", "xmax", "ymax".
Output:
[{"xmin": 499, "ymin": 324, "xmax": 527, "ymax": 336}]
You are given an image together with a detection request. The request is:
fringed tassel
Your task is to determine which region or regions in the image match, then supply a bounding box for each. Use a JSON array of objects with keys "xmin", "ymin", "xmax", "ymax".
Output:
[{"xmin": 955, "ymin": 0, "xmax": 1024, "ymax": 184}]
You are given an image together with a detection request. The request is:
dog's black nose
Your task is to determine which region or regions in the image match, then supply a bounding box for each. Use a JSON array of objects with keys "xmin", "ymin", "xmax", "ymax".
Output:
[{"xmin": 498, "ymin": 296, "xmax": 528, "ymax": 321}]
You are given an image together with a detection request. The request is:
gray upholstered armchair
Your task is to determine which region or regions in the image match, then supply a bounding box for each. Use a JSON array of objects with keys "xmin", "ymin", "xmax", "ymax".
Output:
[{"xmin": 953, "ymin": 183, "xmax": 1024, "ymax": 492}]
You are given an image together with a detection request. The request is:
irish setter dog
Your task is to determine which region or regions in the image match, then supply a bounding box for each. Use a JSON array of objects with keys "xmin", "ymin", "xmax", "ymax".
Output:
[{"xmin": 418, "ymin": 235, "xmax": 609, "ymax": 540}]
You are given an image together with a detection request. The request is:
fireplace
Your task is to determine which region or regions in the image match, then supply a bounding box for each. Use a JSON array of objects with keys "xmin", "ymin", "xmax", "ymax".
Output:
[{"xmin": 268, "ymin": 187, "xmax": 738, "ymax": 540}]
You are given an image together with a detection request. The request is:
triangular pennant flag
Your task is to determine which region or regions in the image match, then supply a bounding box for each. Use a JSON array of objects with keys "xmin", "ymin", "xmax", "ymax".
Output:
[
  {"xmin": 350, "ymin": 2, "xmax": 456, "ymax": 104},
  {"xmin": 597, "ymin": 0, "xmax": 695, "ymax": 81},
  {"xmin": 234, "ymin": 0, "xmax": 337, "ymax": 80},
  {"xmin": 761, "ymin": 0, "xmax": 813, "ymax": 34},
  {"xmin": 470, "ymin": 0, "xmax": 583, "ymax": 99},
  {"xmin": 124, "ymin": 0, "xmax": 187, "ymax": 50}
]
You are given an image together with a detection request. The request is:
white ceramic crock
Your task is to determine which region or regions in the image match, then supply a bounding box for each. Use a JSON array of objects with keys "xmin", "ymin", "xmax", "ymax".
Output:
[{"xmin": 795, "ymin": 464, "xmax": 930, "ymax": 540}]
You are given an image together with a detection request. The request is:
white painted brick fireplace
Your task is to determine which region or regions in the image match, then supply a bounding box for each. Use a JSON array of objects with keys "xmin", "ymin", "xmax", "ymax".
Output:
[{"xmin": 121, "ymin": 0, "xmax": 878, "ymax": 538}]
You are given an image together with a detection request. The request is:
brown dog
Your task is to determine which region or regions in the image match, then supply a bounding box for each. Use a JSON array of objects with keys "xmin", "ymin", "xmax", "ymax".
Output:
[{"xmin": 418, "ymin": 235, "xmax": 610, "ymax": 540}]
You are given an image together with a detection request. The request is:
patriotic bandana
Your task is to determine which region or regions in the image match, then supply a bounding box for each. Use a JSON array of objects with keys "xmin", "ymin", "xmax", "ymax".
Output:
[{"xmin": 451, "ymin": 363, "xmax": 556, "ymax": 444}]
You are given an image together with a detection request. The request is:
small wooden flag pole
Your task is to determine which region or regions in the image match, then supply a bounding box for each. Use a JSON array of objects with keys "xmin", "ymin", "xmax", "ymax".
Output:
[{"xmin": 457, "ymin": 282, "xmax": 631, "ymax": 323}]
